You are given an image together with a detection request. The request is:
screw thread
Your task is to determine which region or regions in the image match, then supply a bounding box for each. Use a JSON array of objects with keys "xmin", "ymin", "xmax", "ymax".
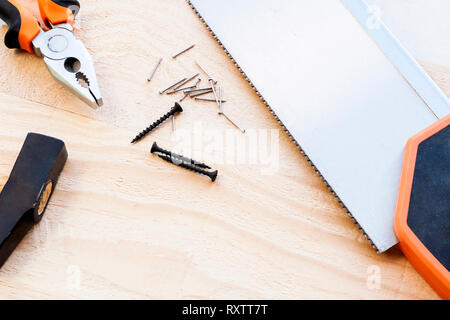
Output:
[
  {"xmin": 131, "ymin": 104, "xmax": 183, "ymax": 144},
  {"xmin": 157, "ymin": 154, "xmax": 217, "ymax": 182},
  {"xmin": 151, "ymin": 142, "xmax": 211, "ymax": 169}
]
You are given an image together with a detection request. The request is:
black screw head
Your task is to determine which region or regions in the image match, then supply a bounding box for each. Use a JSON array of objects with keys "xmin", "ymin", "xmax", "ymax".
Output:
[
  {"xmin": 208, "ymin": 170, "xmax": 218, "ymax": 182},
  {"xmin": 151, "ymin": 142, "xmax": 160, "ymax": 154},
  {"xmin": 172, "ymin": 102, "xmax": 183, "ymax": 114}
]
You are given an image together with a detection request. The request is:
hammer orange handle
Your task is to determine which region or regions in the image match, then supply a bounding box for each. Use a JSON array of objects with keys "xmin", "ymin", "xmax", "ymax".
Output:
[{"xmin": 0, "ymin": 0, "xmax": 40, "ymax": 53}]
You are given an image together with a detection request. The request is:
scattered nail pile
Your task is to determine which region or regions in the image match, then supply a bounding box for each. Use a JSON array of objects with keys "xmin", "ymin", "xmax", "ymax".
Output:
[{"xmin": 134, "ymin": 44, "xmax": 250, "ymax": 181}]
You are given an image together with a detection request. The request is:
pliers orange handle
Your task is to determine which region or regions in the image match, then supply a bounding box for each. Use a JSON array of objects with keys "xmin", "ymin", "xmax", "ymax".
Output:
[
  {"xmin": 0, "ymin": 0, "xmax": 102, "ymax": 108},
  {"xmin": 38, "ymin": 0, "xmax": 79, "ymax": 27},
  {"xmin": 0, "ymin": 0, "xmax": 78, "ymax": 53}
]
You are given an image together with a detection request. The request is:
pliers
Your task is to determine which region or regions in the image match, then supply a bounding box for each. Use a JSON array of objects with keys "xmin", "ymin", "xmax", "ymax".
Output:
[{"xmin": 0, "ymin": 0, "xmax": 102, "ymax": 108}]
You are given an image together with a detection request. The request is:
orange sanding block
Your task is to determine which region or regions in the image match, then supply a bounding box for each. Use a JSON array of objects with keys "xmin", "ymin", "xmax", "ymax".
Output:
[{"xmin": 395, "ymin": 114, "xmax": 450, "ymax": 299}]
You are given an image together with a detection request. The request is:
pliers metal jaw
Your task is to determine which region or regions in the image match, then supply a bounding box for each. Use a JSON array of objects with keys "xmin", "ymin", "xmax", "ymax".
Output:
[
  {"xmin": 0, "ymin": 0, "xmax": 103, "ymax": 108},
  {"xmin": 32, "ymin": 23, "xmax": 103, "ymax": 108}
]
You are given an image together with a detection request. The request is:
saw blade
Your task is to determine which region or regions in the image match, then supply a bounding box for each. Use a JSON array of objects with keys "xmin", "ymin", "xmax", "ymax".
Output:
[{"xmin": 185, "ymin": 0, "xmax": 377, "ymax": 250}]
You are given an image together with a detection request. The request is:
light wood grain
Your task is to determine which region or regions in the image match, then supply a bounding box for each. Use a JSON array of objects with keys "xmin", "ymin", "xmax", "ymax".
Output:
[{"xmin": 0, "ymin": 0, "xmax": 445, "ymax": 299}]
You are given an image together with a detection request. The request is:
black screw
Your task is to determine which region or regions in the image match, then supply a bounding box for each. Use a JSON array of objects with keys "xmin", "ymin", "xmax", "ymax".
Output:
[
  {"xmin": 151, "ymin": 142, "xmax": 211, "ymax": 169},
  {"xmin": 131, "ymin": 103, "xmax": 183, "ymax": 144},
  {"xmin": 157, "ymin": 154, "xmax": 218, "ymax": 182},
  {"xmin": 151, "ymin": 142, "xmax": 218, "ymax": 182}
]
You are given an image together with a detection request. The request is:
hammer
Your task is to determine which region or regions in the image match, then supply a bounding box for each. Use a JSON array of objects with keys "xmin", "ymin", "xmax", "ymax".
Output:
[{"xmin": 0, "ymin": 133, "xmax": 68, "ymax": 268}]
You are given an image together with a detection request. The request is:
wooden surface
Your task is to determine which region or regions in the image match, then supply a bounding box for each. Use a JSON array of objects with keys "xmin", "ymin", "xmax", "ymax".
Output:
[{"xmin": 0, "ymin": 0, "xmax": 447, "ymax": 299}]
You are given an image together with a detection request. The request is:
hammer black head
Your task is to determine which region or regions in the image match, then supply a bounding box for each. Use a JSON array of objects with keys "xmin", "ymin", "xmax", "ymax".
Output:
[{"xmin": 0, "ymin": 133, "xmax": 68, "ymax": 268}]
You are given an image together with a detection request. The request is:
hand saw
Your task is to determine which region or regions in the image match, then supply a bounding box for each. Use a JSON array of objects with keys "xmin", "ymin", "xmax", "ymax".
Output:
[{"xmin": 186, "ymin": 0, "xmax": 450, "ymax": 253}]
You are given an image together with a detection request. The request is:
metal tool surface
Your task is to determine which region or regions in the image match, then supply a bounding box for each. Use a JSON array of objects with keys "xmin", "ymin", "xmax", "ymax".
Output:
[{"xmin": 187, "ymin": 0, "xmax": 450, "ymax": 251}]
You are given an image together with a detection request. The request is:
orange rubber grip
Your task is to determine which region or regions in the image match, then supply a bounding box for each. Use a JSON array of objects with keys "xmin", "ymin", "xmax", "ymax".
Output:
[
  {"xmin": 0, "ymin": 0, "xmax": 41, "ymax": 53},
  {"xmin": 395, "ymin": 114, "xmax": 450, "ymax": 299},
  {"xmin": 38, "ymin": 0, "xmax": 79, "ymax": 27}
]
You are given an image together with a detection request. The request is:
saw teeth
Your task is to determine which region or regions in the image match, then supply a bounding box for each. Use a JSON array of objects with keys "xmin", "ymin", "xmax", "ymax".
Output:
[
  {"xmin": 76, "ymin": 72, "xmax": 90, "ymax": 89},
  {"xmin": 186, "ymin": 0, "xmax": 378, "ymax": 251}
]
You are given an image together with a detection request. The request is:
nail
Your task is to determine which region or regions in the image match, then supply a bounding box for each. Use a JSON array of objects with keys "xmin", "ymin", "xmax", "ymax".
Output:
[
  {"xmin": 167, "ymin": 85, "xmax": 197, "ymax": 95},
  {"xmin": 172, "ymin": 73, "xmax": 200, "ymax": 91},
  {"xmin": 219, "ymin": 112, "xmax": 246, "ymax": 134},
  {"xmin": 159, "ymin": 78, "xmax": 187, "ymax": 94},
  {"xmin": 218, "ymin": 86, "xmax": 223, "ymax": 113},
  {"xmin": 147, "ymin": 58, "xmax": 162, "ymax": 82},
  {"xmin": 195, "ymin": 61, "xmax": 217, "ymax": 84},
  {"xmin": 210, "ymin": 79, "xmax": 221, "ymax": 109},
  {"xmin": 195, "ymin": 98, "xmax": 227, "ymax": 102},
  {"xmin": 180, "ymin": 93, "xmax": 189, "ymax": 102},
  {"xmin": 190, "ymin": 90, "xmax": 213, "ymax": 98},
  {"xmin": 172, "ymin": 44, "xmax": 195, "ymax": 59},
  {"xmin": 184, "ymin": 87, "xmax": 213, "ymax": 94}
]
